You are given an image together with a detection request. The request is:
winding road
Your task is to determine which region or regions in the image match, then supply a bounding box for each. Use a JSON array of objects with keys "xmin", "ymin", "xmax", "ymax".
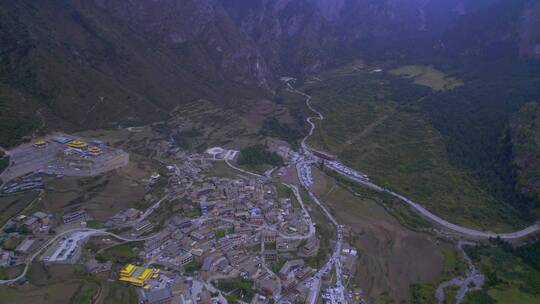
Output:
[{"xmin": 287, "ymin": 81, "xmax": 540, "ymax": 240}]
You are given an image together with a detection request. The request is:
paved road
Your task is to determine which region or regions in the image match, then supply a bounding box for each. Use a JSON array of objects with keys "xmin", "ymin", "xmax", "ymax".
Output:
[
  {"xmin": 0, "ymin": 228, "xmax": 159, "ymax": 285},
  {"xmin": 286, "ymin": 84, "xmax": 335, "ymax": 160},
  {"xmin": 335, "ymin": 170, "xmax": 540, "ymax": 239},
  {"xmin": 290, "ymin": 82, "xmax": 540, "ymax": 240}
]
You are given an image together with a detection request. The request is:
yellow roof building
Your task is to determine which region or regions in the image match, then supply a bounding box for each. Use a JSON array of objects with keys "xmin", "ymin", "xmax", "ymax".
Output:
[
  {"xmin": 33, "ymin": 140, "xmax": 48, "ymax": 147},
  {"xmin": 118, "ymin": 264, "xmax": 159, "ymax": 288},
  {"xmin": 88, "ymin": 146, "xmax": 102, "ymax": 154},
  {"xmin": 66, "ymin": 140, "xmax": 88, "ymax": 149}
]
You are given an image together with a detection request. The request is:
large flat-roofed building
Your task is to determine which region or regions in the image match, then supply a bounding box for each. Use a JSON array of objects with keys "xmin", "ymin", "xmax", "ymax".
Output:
[
  {"xmin": 33, "ymin": 140, "xmax": 48, "ymax": 149},
  {"xmin": 119, "ymin": 264, "xmax": 159, "ymax": 288}
]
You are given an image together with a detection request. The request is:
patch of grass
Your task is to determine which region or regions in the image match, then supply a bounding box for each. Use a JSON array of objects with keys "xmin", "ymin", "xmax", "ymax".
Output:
[
  {"xmin": 184, "ymin": 260, "xmax": 201, "ymax": 274},
  {"xmin": 185, "ymin": 208, "xmax": 202, "ymax": 219},
  {"xmin": 441, "ymin": 247, "xmax": 468, "ymax": 281},
  {"xmin": 86, "ymin": 220, "xmax": 105, "ymax": 229},
  {"xmin": 100, "ymin": 282, "xmax": 138, "ymax": 304},
  {"xmin": 410, "ymin": 283, "xmax": 437, "ymax": 304},
  {"xmin": 464, "ymin": 290, "xmax": 496, "ymax": 304},
  {"xmin": 389, "ymin": 65, "xmax": 463, "ymax": 91},
  {"xmin": 96, "ymin": 242, "xmax": 143, "ymax": 264},
  {"xmin": 0, "ymin": 265, "xmax": 24, "ymax": 280},
  {"xmin": 409, "ymin": 245, "xmax": 468, "ymax": 303},
  {"xmin": 0, "ymin": 153, "xmax": 9, "ymax": 175},
  {"xmin": 218, "ymin": 278, "xmax": 255, "ymax": 302},
  {"xmin": 0, "ymin": 192, "xmax": 39, "ymax": 228},
  {"xmin": 209, "ymin": 161, "xmax": 244, "ymax": 178},
  {"xmin": 259, "ymin": 117, "xmax": 303, "ymax": 149},
  {"xmin": 107, "ymin": 227, "xmax": 131, "ymax": 235},
  {"xmin": 0, "ymin": 263, "xmax": 136, "ymax": 304},
  {"xmin": 463, "ymin": 238, "xmax": 540, "ymax": 303},
  {"xmin": 0, "ymin": 267, "xmax": 7, "ymax": 280},
  {"xmin": 73, "ymin": 285, "xmax": 97, "ymax": 304},
  {"xmin": 237, "ymin": 144, "xmax": 283, "ymax": 171},
  {"xmin": 489, "ymin": 287, "xmax": 539, "ymax": 304},
  {"xmin": 2, "ymin": 237, "xmax": 21, "ymax": 251},
  {"xmin": 323, "ymin": 168, "xmax": 433, "ymax": 231},
  {"xmin": 215, "ymin": 230, "xmax": 226, "ymax": 239},
  {"xmin": 270, "ymin": 259, "xmax": 287, "ymax": 275},
  {"xmin": 444, "ymin": 285, "xmax": 459, "ymax": 304}
]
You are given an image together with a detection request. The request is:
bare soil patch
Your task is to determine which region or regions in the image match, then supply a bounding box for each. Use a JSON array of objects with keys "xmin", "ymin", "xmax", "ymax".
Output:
[{"xmin": 324, "ymin": 185, "xmax": 445, "ymax": 303}]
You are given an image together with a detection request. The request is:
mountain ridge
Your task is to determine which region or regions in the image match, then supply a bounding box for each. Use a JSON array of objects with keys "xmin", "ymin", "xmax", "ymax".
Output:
[{"xmin": 0, "ymin": 0, "xmax": 539, "ymax": 147}]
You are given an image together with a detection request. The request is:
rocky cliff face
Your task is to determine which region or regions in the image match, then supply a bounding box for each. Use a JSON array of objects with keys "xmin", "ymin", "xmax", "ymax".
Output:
[{"xmin": 218, "ymin": 0, "xmax": 515, "ymax": 76}]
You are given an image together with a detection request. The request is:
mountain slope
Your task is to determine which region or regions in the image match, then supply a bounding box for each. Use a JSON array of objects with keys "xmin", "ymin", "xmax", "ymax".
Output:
[
  {"xmin": 507, "ymin": 102, "xmax": 540, "ymax": 216},
  {"xmin": 0, "ymin": 0, "xmax": 538, "ymax": 148},
  {"xmin": 0, "ymin": 0, "xmax": 271, "ymax": 147}
]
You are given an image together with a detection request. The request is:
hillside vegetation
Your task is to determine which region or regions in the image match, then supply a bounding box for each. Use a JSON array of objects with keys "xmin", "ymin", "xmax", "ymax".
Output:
[
  {"xmin": 506, "ymin": 102, "xmax": 540, "ymax": 216},
  {"xmin": 463, "ymin": 238, "xmax": 540, "ymax": 304},
  {"xmin": 303, "ymin": 63, "xmax": 535, "ymax": 231},
  {"xmin": 238, "ymin": 144, "xmax": 283, "ymax": 170}
]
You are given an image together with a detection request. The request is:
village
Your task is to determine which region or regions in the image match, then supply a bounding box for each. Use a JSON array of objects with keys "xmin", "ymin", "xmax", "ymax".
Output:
[{"xmin": 0, "ymin": 133, "xmax": 361, "ymax": 304}]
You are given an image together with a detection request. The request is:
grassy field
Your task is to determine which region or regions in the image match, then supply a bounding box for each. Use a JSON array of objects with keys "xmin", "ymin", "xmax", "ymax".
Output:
[
  {"xmin": 96, "ymin": 242, "xmax": 144, "ymax": 264},
  {"xmin": 217, "ymin": 278, "xmax": 255, "ymax": 303},
  {"xmin": 463, "ymin": 240, "xmax": 540, "ymax": 304},
  {"xmin": 487, "ymin": 288, "xmax": 539, "ymax": 304},
  {"xmin": 0, "ymin": 263, "xmax": 137, "ymax": 304},
  {"xmin": 0, "ymin": 264, "xmax": 24, "ymax": 280},
  {"xmin": 301, "ymin": 65, "xmax": 525, "ymax": 231},
  {"xmin": 389, "ymin": 65, "xmax": 463, "ymax": 91},
  {"xmin": 208, "ymin": 161, "xmax": 247, "ymax": 179},
  {"xmin": 409, "ymin": 245, "xmax": 469, "ymax": 303}
]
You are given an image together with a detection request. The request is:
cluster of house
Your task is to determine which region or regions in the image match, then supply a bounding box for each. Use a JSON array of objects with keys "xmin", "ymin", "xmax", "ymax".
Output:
[
  {"xmin": 103, "ymin": 160, "xmax": 322, "ymax": 302},
  {"xmin": 4, "ymin": 211, "xmax": 53, "ymax": 235},
  {"xmin": 0, "ymin": 211, "xmax": 54, "ymax": 267}
]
